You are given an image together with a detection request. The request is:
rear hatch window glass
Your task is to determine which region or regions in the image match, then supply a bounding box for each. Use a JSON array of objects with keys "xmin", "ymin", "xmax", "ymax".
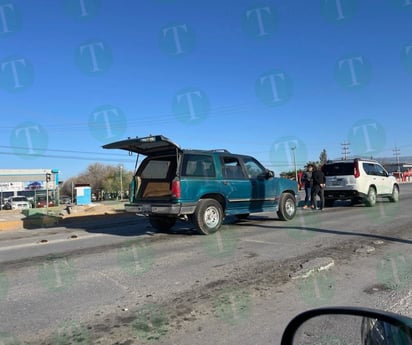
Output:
[
  {"xmin": 141, "ymin": 160, "xmax": 171, "ymax": 179},
  {"xmin": 323, "ymin": 163, "xmax": 354, "ymax": 176}
]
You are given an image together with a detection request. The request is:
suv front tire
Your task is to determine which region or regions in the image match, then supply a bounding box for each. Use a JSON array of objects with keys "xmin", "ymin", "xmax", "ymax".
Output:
[
  {"xmin": 389, "ymin": 185, "xmax": 400, "ymax": 203},
  {"xmin": 277, "ymin": 193, "xmax": 296, "ymax": 220}
]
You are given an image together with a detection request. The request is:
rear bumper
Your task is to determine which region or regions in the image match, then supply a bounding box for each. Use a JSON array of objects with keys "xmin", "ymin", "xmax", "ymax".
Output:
[
  {"xmin": 125, "ymin": 202, "xmax": 197, "ymax": 215},
  {"xmin": 324, "ymin": 190, "xmax": 366, "ymax": 200}
]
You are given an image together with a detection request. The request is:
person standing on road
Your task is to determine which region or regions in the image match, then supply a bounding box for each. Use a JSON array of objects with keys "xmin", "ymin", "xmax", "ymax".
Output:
[
  {"xmin": 311, "ymin": 165, "xmax": 326, "ymax": 210},
  {"xmin": 301, "ymin": 164, "xmax": 313, "ymax": 209}
]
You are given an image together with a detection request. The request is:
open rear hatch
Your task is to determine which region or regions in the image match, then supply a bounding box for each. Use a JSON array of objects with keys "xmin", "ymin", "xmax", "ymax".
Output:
[
  {"xmin": 103, "ymin": 135, "xmax": 181, "ymax": 202},
  {"xmin": 102, "ymin": 135, "xmax": 181, "ymax": 156}
]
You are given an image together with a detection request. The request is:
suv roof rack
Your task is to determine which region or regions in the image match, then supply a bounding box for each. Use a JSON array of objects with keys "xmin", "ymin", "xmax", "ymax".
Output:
[{"xmin": 209, "ymin": 149, "xmax": 230, "ymax": 153}]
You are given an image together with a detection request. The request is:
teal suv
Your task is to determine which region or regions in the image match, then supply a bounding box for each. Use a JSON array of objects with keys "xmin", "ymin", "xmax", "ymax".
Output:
[{"xmin": 103, "ymin": 135, "xmax": 298, "ymax": 235}]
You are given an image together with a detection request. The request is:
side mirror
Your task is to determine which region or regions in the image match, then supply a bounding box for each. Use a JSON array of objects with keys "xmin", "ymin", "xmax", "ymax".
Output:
[
  {"xmin": 281, "ymin": 307, "xmax": 412, "ymax": 345},
  {"xmin": 266, "ymin": 170, "xmax": 275, "ymax": 179}
]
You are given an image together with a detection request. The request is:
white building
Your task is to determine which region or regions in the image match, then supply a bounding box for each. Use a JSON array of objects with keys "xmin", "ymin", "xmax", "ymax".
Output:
[{"xmin": 0, "ymin": 169, "xmax": 59, "ymax": 201}]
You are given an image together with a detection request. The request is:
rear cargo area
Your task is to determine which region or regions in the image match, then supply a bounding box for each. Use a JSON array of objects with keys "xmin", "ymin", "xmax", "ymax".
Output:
[{"xmin": 134, "ymin": 156, "xmax": 177, "ymax": 200}]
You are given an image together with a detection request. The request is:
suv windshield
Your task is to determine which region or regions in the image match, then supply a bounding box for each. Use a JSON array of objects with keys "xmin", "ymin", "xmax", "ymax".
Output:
[
  {"xmin": 11, "ymin": 196, "xmax": 28, "ymax": 202},
  {"xmin": 323, "ymin": 162, "xmax": 354, "ymax": 176}
]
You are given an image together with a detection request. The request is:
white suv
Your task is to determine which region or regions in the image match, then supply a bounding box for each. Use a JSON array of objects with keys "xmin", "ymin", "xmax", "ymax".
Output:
[
  {"xmin": 4, "ymin": 196, "xmax": 31, "ymax": 210},
  {"xmin": 323, "ymin": 159, "xmax": 399, "ymax": 207}
]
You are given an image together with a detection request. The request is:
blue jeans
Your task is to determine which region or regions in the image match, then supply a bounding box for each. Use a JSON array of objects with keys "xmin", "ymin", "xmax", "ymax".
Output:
[
  {"xmin": 311, "ymin": 185, "xmax": 325, "ymax": 210},
  {"xmin": 304, "ymin": 186, "xmax": 311, "ymax": 206}
]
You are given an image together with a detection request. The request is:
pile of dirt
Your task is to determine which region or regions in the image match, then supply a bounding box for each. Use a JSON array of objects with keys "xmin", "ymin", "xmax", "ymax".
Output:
[
  {"xmin": 61, "ymin": 203, "xmax": 126, "ymax": 218},
  {"xmin": 0, "ymin": 203, "xmax": 127, "ymax": 230}
]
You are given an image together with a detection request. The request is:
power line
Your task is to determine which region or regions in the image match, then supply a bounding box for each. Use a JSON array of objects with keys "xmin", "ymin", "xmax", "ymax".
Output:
[
  {"xmin": 0, "ymin": 150, "xmax": 132, "ymax": 163},
  {"xmin": 0, "ymin": 145, "xmax": 129, "ymax": 157},
  {"xmin": 0, "ymin": 102, "xmax": 255, "ymax": 132}
]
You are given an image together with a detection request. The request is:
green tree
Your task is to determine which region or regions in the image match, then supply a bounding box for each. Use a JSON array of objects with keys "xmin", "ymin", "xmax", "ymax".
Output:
[{"xmin": 319, "ymin": 149, "xmax": 328, "ymax": 165}]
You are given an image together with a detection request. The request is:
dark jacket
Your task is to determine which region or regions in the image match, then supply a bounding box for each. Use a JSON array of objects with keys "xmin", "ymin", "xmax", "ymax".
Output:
[
  {"xmin": 301, "ymin": 171, "xmax": 312, "ymax": 187},
  {"xmin": 312, "ymin": 169, "xmax": 325, "ymax": 186}
]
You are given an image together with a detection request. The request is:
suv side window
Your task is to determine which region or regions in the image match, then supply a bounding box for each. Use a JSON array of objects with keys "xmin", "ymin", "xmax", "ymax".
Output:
[
  {"xmin": 243, "ymin": 156, "xmax": 266, "ymax": 178},
  {"xmin": 182, "ymin": 154, "xmax": 216, "ymax": 177},
  {"xmin": 363, "ymin": 163, "xmax": 376, "ymax": 175},
  {"xmin": 374, "ymin": 164, "xmax": 388, "ymax": 177},
  {"xmin": 221, "ymin": 157, "xmax": 245, "ymax": 179}
]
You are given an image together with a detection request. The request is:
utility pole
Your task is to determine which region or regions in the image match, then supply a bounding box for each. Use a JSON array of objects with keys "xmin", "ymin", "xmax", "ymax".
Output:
[
  {"xmin": 291, "ymin": 146, "xmax": 298, "ymax": 182},
  {"xmin": 71, "ymin": 181, "xmax": 74, "ymax": 204},
  {"xmin": 120, "ymin": 164, "xmax": 123, "ymax": 201},
  {"xmin": 341, "ymin": 141, "xmax": 350, "ymax": 160},
  {"xmin": 45, "ymin": 172, "xmax": 51, "ymax": 212},
  {"xmin": 393, "ymin": 145, "xmax": 401, "ymax": 179}
]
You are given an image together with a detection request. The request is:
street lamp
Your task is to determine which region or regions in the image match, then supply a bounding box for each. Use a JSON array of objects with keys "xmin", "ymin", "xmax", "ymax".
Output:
[
  {"xmin": 291, "ymin": 146, "xmax": 298, "ymax": 182},
  {"xmin": 46, "ymin": 172, "xmax": 51, "ymax": 211},
  {"xmin": 119, "ymin": 164, "xmax": 123, "ymax": 201}
]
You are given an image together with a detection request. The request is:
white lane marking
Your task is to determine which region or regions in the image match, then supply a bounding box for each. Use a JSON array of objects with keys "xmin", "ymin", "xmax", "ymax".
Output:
[
  {"xmin": 0, "ymin": 233, "xmax": 104, "ymax": 252},
  {"xmin": 241, "ymin": 239, "xmax": 292, "ymax": 245}
]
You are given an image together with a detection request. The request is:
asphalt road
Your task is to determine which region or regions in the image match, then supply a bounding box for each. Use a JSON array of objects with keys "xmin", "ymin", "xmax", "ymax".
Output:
[{"xmin": 0, "ymin": 184, "xmax": 411, "ymax": 344}]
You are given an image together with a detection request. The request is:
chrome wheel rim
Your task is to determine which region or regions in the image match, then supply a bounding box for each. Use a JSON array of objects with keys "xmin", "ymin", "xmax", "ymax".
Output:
[
  {"xmin": 285, "ymin": 198, "xmax": 295, "ymax": 216},
  {"xmin": 204, "ymin": 206, "xmax": 220, "ymax": 228}
]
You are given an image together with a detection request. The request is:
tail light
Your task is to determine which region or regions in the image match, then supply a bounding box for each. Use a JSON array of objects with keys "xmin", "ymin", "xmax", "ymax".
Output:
[
  {"xmin": 171, "ymin": 178, "xmax": 181, "ymax": 198},
  {"xmin": 354, "ymin": 159, "xmax": 360, "ymax": 178}
]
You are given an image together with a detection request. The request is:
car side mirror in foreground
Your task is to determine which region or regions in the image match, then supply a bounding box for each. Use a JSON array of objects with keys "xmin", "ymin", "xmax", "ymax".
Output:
[
  {"xmin": 281, "ymin": 307, "xmax": 412, "ymax": 345},
  {"xmin": 266, "ymin": 170, "xmax": 275, "ymax": 179}
]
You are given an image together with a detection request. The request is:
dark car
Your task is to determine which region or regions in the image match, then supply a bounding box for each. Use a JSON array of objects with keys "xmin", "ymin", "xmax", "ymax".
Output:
[
  {"xmin": 59, "ymin": 195, "xmax": 72, "ymax": 204},
  {"xmin": 35, "ymin": 196, "xmax": 55, "ymax": 208},
  {"xmin": 103, "ymin": 135, "xmax": 299, "ymax": 235}
]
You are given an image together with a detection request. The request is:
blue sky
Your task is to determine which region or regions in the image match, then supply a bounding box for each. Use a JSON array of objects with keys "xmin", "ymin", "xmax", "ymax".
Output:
[{"xmin": 1, "ymin": 0, "xmax": 412, "ymax": 180}]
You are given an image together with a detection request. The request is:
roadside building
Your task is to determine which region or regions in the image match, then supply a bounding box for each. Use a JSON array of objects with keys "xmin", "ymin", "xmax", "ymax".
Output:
[
  {"xmin": 383, "ymin": 162, "xmax": 412, "ymax": 182},
  {"xmin": 0, "ymin": 169, "xmax": 60, "ymax": 208},
  {"xmin": 382, "ymin": 163, "xmax": 412, "ymax": 182},
  {"xmin": 74, "ymin": 184, "xmax": 92, "ymax": 205}
]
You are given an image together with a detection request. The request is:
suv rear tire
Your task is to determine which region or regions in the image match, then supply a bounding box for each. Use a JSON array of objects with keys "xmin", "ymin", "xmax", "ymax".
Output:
[
  {"xmin": 365, "ymin": 187, "xmax": 377, "ymax": 207},
  {"xmin": 149, "ymin": 216, "xmax": 176, "ymax": 232},
  {"xmin": 193, "ymin": 199, "xmax": 223, "ymax": 235},
  {"xmin": 277, "ymin": 192, "xmax": 296, "ymax": 220}
]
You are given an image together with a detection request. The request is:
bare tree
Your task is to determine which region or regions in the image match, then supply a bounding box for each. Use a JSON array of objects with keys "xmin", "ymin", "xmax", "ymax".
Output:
[{"xmin": 60, "ymin": 163, "xmax": 133, "ymax": 201}]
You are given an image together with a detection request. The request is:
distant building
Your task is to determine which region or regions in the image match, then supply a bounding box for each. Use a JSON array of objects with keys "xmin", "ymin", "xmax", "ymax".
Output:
[
  {"xmin": 0, "ymin": 169, "xmax": 60, "ymax": 203},
  {"xmin": 381, "ymin": 162, "xmax": 412, "ymax": 182},
  {"xmin": 74, "ymin": 184, "xmax": 92, "ymax": 205}
]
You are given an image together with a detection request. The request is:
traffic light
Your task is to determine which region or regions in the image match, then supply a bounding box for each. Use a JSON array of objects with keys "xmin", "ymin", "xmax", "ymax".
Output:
[{"xmin": 46, "ymin": 173, "xmax": 51, "ymax": 182}]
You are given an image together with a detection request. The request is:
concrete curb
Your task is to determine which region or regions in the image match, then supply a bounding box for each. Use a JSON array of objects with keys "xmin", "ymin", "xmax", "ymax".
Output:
[
  {"xmin": 0, "ymin": 215, "xmax": 61, "ymax": 231},
  {"xmin": 0, "ymin": 220, "xmax": 24, "ymax": 231}
]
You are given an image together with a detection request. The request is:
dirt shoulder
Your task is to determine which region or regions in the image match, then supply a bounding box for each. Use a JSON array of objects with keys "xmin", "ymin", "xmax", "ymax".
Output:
[{"xmin": 0, "ymin": 202, "xmax": 127, "ymax": 231}]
